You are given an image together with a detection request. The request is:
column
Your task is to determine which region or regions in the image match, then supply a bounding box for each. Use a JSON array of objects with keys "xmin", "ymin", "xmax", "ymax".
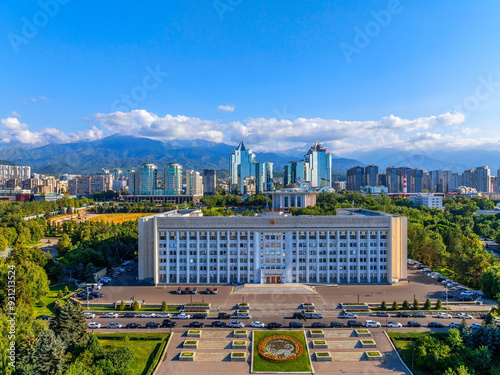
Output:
[
  {"xmin": 357, "ymin": 230, "xmax": 361, "ymax": 283},
  {"xmin": 247, "ymin": 230, "xmax": 251, "ymax": 282},
  {"xmin": 295, "ymin": 230, "xmax": 299, "ymax": 282},
  {"xmin": 367, "ymin": 231, "xmax": 371, "ymax": 283},
  {"xmin": 316, "ymin": 230, "xmax": 320, "ymax": 283},
  {"xmin": 336, "ymin": 230, "xmax": 340, "ymax": 283},
  {"xmin": 306, "ymin": 231, "xmax": 310, "ymax": 283},
  {"xmin": 176, "ymin": 231, "xmax": 180, "ymax": 283},
  {"xmin": 186, "ymin": 231, "xmax": 190, "ymax": 283},
  {"xmin": 327, "ymin": 231, "xmax": 331, "ymax": 283},
  {"xmin": 237, "ymin": 231, "xmax": 241, "ymax": 283},
  {"xmin": 346, "ymin": 230, "xmax": 350, "ymax": 283},
  {"xmin": 196, "ymin": 231, "xmax": 200, "ymax": 283},
  {"xmin": 227, "ymin": 231, "xmax": 230, "ymax": 283},
  {"xmin": 216, "ymin": 231, "xmax": 220, "ymax": 284},
  {"xmin": 166, "ymin": 231, "xmax": 169, "ymax": 284},
  {"xmin": 377, "ymin": 231, "xmax": 381, "ymax": 283}
]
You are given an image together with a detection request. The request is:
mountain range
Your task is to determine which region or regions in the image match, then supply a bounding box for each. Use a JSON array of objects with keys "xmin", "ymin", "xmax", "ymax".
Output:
[{"xmin": 0, "ymin": 135, "xmax": 498, "ymax": 175}]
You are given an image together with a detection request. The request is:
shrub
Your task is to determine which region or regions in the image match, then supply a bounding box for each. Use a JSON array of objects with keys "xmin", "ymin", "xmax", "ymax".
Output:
[
  {"xmin": 39, "ymin": 300, "xmax": 46, "ymax": 308},
  {"xmin": 132, "ymin": 301, "xmax": 140, "ymax": 311},
  {"xmin": 381, "ymin": 300, "xmax": 387, "ymax": 310},
  {"xmin": 424, "ymin": 298, "xmax": 432, "ymax": 310},
  {"xmin": 392, "ymin": 301, "xmax": 399, "ymax": 310},
  {"xmin": 119, "ymin": 300, "xmax": 125, "ymax": 311},
  {"xmin": 57, "ymin": 290, "xmax": 64, "ymax": 299},
  {"xmin": 161, "ymin": 301, "xmax": 168, "ymax": 312},
  {"xmin": 413, "ymin": 298, "xmax": 419, "ymax": 310},
  {"xmin": 402, "ymin": 300, "xmax": 410, "ymax": 310},
  {"xmin": 435, "ymin": 299, "xmax": 443, "ymax": 310}
]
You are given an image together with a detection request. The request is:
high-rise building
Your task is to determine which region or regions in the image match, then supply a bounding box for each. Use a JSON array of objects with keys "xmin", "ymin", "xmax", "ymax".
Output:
[
  {"xmin": 305, "ymin": 141, "xmax": 332, "ymax": 187},
  {"xmin": 411, "ymin": 169, "xmax": 424, "ymax": 193},
  {"xmin": 365, "ymin": 165, "xmax": 378, "ymax": 187},
  {"xmin": 284, "ymin": 161, "xmax": 310, "ymax": 186},
  {"xmin": 463, "ymin": 169, "xmax": 476, "ymax": 189},
  {"xmin": 129, "ymin": 163, "xmax": 159, "ymax": 195},
  {"xmin": 0, "ymin": 165, "xmax": 31, "ymax": 180},
  {"xmin": 386, "ymin": 167, "xmax": 399, "ymax": 193},
  {"xmin": 203, "ymin": 169, "xmax": 216, "ymax": 195},
  {"xmin": 164, "ymin": 163, "xmax": 182, "ymax": 195},
  {"xmin": 229, "ymin": 141, "xmax": 273, "ymax": 194},
  {"xmin": 450, "ymin": 173, "xmax": 463, "ymax": 191},
  {"xmin": 127, "ymin": 169, "xmax": 138, "ymax": 194},
  {"xmin": 185, "ymin": 170, "xmax": 203, "ymax": 195},
  {"xmin": 347, "ymin": 166, "xmax": 365, "ymax": 191},
  {"xmin": 475, "ymin": 166, "xmax": 491, "ymax": 193}
]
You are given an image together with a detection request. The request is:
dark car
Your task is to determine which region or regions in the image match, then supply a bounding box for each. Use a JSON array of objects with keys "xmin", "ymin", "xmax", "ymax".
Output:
[
  {"xmin": 183, "ymin": 287, "xmax": 190, "ymax": 294},
  {"xmin": 428, "ymin": 322, "xmax": 445, "ymax": 328},
  {"xmin": 267, "ymin": 322, "xmax": 283, "ymax": 329},
  {"xmin": 146, "ymin": 322, "xmax": 160, "ymax": 328},
  {"xmin": 412, "ymin": 312, "xmax": 427, "ymax": 318},
  {"xmin": 396, "ymin": 312, "xmax": 410, "ymax": 318},
  {"xmin": 376, "ymin": 311, "xmax": 389, "ymax": 317},
  {"xmin": 124, "ymin": 312, "xmax": 137, "ymax": 318},
  {"xmin": 311, "ymin": 322, "xmax": 327, "ymax": 328},
  {"xmin": 289, "ymin": 321, "xmax": 304, "ymax": 328},
  {"xmin": 211, "ymin": 321, "xmax": 227, "ymax": 327},
  {"xmin": 460, "ymin": 295, "xmax": 474, "ymax": 301},
  {"xmin": 205, "ymin": 287, "xmax": 212, "ymax": 294},
  {"xmin": 479, "ymin": 313, "xmax": 488, "ymax": 319},
  {"xmin": 407, "ymin": 321, "xmax": 422, "ymax": 327},
  {"xmin": 36, "ymin": 315, "xmax": 51, "ymax": 320},
  {"xmin": 293, "ymin": 312, "xmax": 306, "ymax": 319},
  {"xmin": 192, "ymin": 313, "xmax": 207, "ymax": 319},
  {"xmin": 189, "ymin": 321, "xmax": 205, "ymax": 328},
  {"xmin": 126, "ymin": 323, "xmax": 141, "ymax": 328},
  {"xmin": 347, "ymin": 320, "xmax": 363, "ymax": 327},
  {"xmin": 330, "ymin": 321, "xmax": 345, "ymax": 328},
  {"xmin": 161, "ymin": 320, "xmax": 177, "ymax": 328},
  {"xmin": 90, "ymin": 292, "xmax": 103, "ymax": 298},
  {"xmin": 218, "ymin": 312, "xmax": 231, "ymax": 319}
]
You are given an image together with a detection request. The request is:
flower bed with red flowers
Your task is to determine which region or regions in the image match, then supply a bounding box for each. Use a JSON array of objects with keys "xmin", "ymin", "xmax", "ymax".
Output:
[{"xmin": 257, "ymin": 334, "xmax": 303, "ymax": 361}]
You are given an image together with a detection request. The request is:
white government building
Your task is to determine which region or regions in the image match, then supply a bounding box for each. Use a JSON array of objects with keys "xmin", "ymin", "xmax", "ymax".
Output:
[{"xmin": 138, "ymin": 209, "xmax": 407, "ymax": 285}]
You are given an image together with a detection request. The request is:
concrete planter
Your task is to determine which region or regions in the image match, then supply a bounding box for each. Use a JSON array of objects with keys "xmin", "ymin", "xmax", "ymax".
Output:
[
  {"xmin": 355, "ymin": 329, "xmax": 371, "ymax": 337},
  {"xmin": 315, "ymin": 352, "xmax": 332, "ymax": 362},
  {"xmin": 232, "ymin": 340, "xmax": 247, "ymax": 349},
  {"xmin": 302, "ymin": 303, "xmax": 315, "ymax": 309},
  {"xmin": 231, "ymin": 352, "xmax": 247, "ymax": 362},
  {"xmin": 187, "ymin": 330, "xmax": 202, "ymax": 338},
  {"xmin": 234, "ymin": 330, "xmax": 248, "ymax": 338},
  {"xmin": 183, "ymin": 340, "xmax": 199, "ymax": 349},
  {"xmin": 365, "ymin": 351, "xmax": 383, "ymax": 361},
  {"xmin": 238, "ymin": 303, "xmax": 250, "ymax": 309},
  {"xmin": 360, "ymin": 340, "xmax": 376, "ymax": 348},
  {"xmin": 310, "ymin": 330, "xmax": 325, "ymax": 338},
  {"xmin": 312, "ymin": 340, "xmax": 328, "ymax": 349},
  {"xmin": 179, "ymin": 352, "xmax": 196, "ymax": 361}
]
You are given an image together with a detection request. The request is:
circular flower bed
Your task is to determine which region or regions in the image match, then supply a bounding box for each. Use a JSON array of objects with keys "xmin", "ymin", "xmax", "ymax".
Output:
[{"xmin": 258, "ymin": 335, "xmax": 303, "ymax": 361}]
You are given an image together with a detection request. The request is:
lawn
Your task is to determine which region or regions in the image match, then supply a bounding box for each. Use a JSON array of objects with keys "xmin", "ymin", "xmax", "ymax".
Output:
[
  {"xmin": 252, "ymin": 330, "xmax": 312, "ymax": 373},
  {"xmin": 388, "ymin": 332, "xmax": 448, "ymax": 375},
  {"xmin": 96, "ymin": 333, "xmax": 169, "ymax": 375},
  {"xmin": 33, "ymin": 283, "xmax": 78, "ymax": 316},
  {"xmin": 88, "ymin": 213, "xmax": 151, "ymax": 224},
  {"xmin": 84, "ymin": 306, "xmax": 180, "ymax": 312}
]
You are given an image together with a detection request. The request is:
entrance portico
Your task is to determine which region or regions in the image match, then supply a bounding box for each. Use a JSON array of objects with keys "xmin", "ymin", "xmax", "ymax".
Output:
[{"xmin": 260, "ymin": 268, "xmax": 286, "ymax": 284}]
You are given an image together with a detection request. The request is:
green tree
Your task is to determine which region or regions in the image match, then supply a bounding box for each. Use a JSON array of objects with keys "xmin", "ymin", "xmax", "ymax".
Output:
[
  {"xmin": 436, "ymin": 299, "xmax": 443, "ymax": 310},
  {"xmin": 86, "ymin": 334, "xmax": 104, "ymax": 359},
  {"xmin": 106, "ymin": 346, "xmax": 134, "ymax": 373},
  {"xmin": 63, "ymin": 286, "xmax": 70, "ymax": 295},
  {"xmin": 161, "ymin": 301, "xmax": 168, "ymax": 312},
  {"xmin": 132, "ymin": 301, "xmax": 140, "ymax": 311},
  {"xmin": 50, "ymin": 301, "xmax": 87, "ymax": 349},
  {"xmin": 380, "ymin": 300, "xmax": 387, "ymax": 310},
  {"xmin": 57, "ymin": 290, "xmax": 64, "ymax": 299},
  {"xmin": 57, "ymin": 233, "xmax": 72, "ymax": 255},
  {"xmin": 119, "ymin": 300, "xmax": 125, "ymax": 311},
  {"xmin": 413, "ymin": 298, "xmax": 419, "ymax": 310},
  {"xmin": 402, "ymin": 300, "xmax": 410, "ymax": 310},
  {"xmin": 34, "ymin": 329, "xmax": 67, "ymax": 375},
  {"xmin": 424, "ymin": 298, "xmax": 432, "ymax": 310},
  {"xmin": 392, "ymin": 301, "xmax": 399, "ymax": 310}
]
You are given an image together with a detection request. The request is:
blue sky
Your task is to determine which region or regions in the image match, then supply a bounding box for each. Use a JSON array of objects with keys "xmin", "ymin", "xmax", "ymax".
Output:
[{"xmin": 1, "ymin": 0, "xmax": 500, "ymax": 156}]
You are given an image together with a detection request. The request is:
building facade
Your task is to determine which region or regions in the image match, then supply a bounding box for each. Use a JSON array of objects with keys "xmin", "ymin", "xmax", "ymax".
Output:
[
  {"xmin": 185, "ymin": 170, "xmax": 203, "ymax": 196},
  {"xmin": 203, "ymin": 169, "xmax": 217, "ymax": 195},
  {"xmin": 138, "ymin": 209, "xmax": 407, "ymax": 286},
  {"xmin": 165, "ymin": 163, "xmax": 183, "ymax": 195}
]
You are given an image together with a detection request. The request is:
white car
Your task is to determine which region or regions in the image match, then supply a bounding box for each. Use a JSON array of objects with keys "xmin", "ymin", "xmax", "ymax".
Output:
[
  {"xmin": 237, "ymin": 313, "xmax": 251, "ymax": 319},
  {"xmin": 105, "ymin": 313, "xmax": 119, "ymax": 318},
  {"xmin": 437, "ymin": 313, "xmax": 452, "ymax": 319},
  {"xmin": 449, "ymin": 322, "xmax": 460, "ymax": 328},
  {"xmin": 387, "ymin": 322, "xmax": 402, "ymax": 328},
  {"xmin": 494, "ymin": 317, "xmax": 500, "ymax": 324},
  {"xmin": 365, "ymin": 320, "xmax": 381, "ymax": 328},
  {"xmin": 140, "ymin": 313, "xmax": 154, "ymax": 318},
  {"xmin": 470, "ymin": 323, "xmax": 482, "ymax": 329},
  {"xmin": 456, "ymin": 313, "xmax": 472, "ymax": 320},
  {"xmin": 251, "ymin": 321, "xmax": 266, "ymax": 328},
  {"xmin": 86, "ymin": 313, "xmax": 96, "ymax": 319},
  {"xmin": 344, "ymin": 313, "xmax": 358, "ymax": 319},
  {"xmin": 88, "ymin": 322, "xmax": 101, "ymax": 329},
  {"xmin": 176, "ymin": 313, "xmax": 191, "ymax": 319},
  {"xmin": 107, "ymin": 322, "xmax": 122, "ymax": 329},
  {"xmin": 156, "ymin": 313, "xmax": 171, "ymax": 318},
  {"xmin": 229, "ymin": 320, "xmax": 244, "ymax": 328}
]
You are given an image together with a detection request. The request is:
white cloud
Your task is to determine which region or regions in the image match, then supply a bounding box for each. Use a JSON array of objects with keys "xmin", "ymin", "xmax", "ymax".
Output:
[
  {"xmin": 10, "ymin": 111, "xmax": 21, "ymax": 118},
  {"xmin": 217, "ymin": 105, "xmax": 235, "ymax": 112}
]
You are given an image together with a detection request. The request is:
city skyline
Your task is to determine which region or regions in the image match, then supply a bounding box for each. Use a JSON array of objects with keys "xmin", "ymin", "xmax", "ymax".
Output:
[{"xmin": 2, "ymin": 1, "xmax": 500, "ymax": 157}]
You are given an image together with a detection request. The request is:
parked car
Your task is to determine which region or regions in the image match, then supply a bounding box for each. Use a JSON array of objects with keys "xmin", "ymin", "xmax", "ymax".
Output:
[
  {"xmin": 36, "ymin": 315, "xmax": 51, "ymax": 320},
  {"xmin": 456, "ymin": 313, "xmax": 472, "ymax": 320},
  {"xmin": 293, "ymin": 312, "xmax": 306, "ymax": 319},
  {"xmin": 107, "ymin": 322, "xmax": 122, "ymax": 329},
  {"xmin": 191, "ymin": 313, "xmax": 207, "ymax": 320},
  {"xmin": 230, "ymin": 321, "xmax": 244, "ymax": 328},
  {"xmin": 267, "ymin": 322, "xmax": 283, "ymax": 329},
  {"xmin": 189, "ymin": 321, "xmax": 205, "ymax": 328},
  {"xmin": 211, "ymin": 321, "xmax": 227, "ymax": 328},
  {"xmin": 376, "ymin": 311, "xmax": 389, "ymax": 317},
  {"xmin": 251, "ymin": 321, "xmax": 265, "ymax": 328},
  {"xmin": 396, "ymin": 312, "xmax": 410, "ymax": 318},
  {"xmin": 176, "ymin": 313, "xmax": 191, "ymax": 319},
  {"xmin": 156, "ymin": 313, "xmax": 171, "ymax": 318},
  {"xmin": 191, "ymin": 287, "xmax": 198, "ymax": 294},
  {"xmin": 310, "ymin": 313, "xmax": 324, "ymax": 319},
  {"xmin": 140, "ymin": 313, "xmax": 154, "ymax": 318},
  {"xmin": 237, "ymin": 313, "xmax": 251, "ymax": 319},
  {"xmin": 124, "ymin": 312, "xmax": 137, "ymax": 318},
  {"xmin": 330, "ymin": 321, "xmax": 345, "ymax": 328},
  {"xmin": 407, "ymin": 321, "xmax": 422, "ymax": 327},
  {"xmin": 449, "ymin": 322, "xmax": 460, "ymax": 328},
  {"xmin": 289, "ymin": 321, "xmax": 304, "ymax": 328},
  {"xmin": 90, "ymin": 292, "xmax": 103, "ymax": 298},
  {"xmin": 412, "ymin": 312, "xmax": 427, "ymax": 318},
  {"xmin": 88, "ymin": 322, "xmax": 101, "ymax": 329},
  {"xmin": 218, "ymin": 312, "xmax": 231, "ymax": 319},
  {"xmin": 428, "ymin": 322, "xmax": 445, "ymax": 328},
  {"xmin": 105, "ymin": 313, "xmax": 119, "ymax": 318},
  {"xmin": 311, "ymin": 322, "xmax": 327, "ymax": 328},
  {"xmin": 343, "ymin": 313, "xmax": 358, "ymax": 319},
  {"xmin": 470, "ymin": 323, "xmax": 482, "ymax": 329},
  {"xmin": 86, "ymin": 313, "xmax": 95, "ymax": 319},
  {"xmin": 184, "ymin": 287, "xmax": 190, "ymax": 294},
  {"xmin": 205, "ymin": 287, "xmax": 212, "ymax": 294},
  {"xmin": 146, "ymin": 322, "xmax": 160, "ymax": 328},
  {"xmin": 347, "ymin": 320, "xmax": 363, "ymax": 327},
  {"xmin": 460, "ymin": 295, "xmax": 475, "ymax": 301},
  {"xmin": 126, "ymin": 323, "xmax": 141, "ymax": 328},
  {"xmin": 211, "ymin": 287, "xmax": 218, "ymax": 294},
  {"xmin": 437, "ymin": 313, "xmax": 452, "ymax": 319},
  {"xmin": 387, "ymin": 322, "xmax": 402, "ymax": 328},
  {"xmin": 365, "ymin": 320, "xmax": 381, "ymax": 328},
  {"xmin": 162, "ymin": 320, "xmax": 177, "ymax": 328},
  {"xmin": 176, "ymin": 287, "xmax": 182, "ymax": 294}
]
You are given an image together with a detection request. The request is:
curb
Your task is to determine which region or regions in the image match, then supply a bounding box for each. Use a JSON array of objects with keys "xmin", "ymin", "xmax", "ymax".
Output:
[
  {"xmin": 152, "ymin": 332, "xmax": 174, "ymax": 375},
  {"xmin": 383, "ymin": 331, "xmax": 414, "ymax": 375}
]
